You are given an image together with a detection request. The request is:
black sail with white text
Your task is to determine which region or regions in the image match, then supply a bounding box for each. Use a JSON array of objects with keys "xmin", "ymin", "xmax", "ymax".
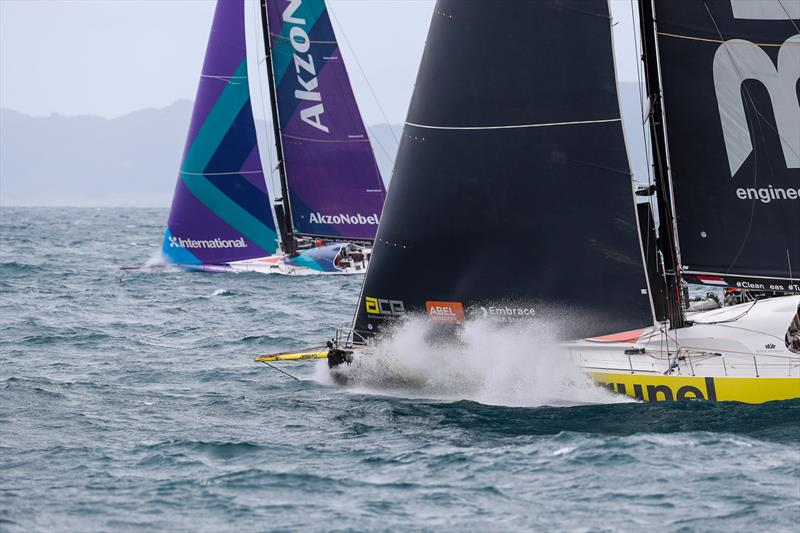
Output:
[{"xmin": 652, "ymin": 0, "xmax": 799, "ymax": 290}]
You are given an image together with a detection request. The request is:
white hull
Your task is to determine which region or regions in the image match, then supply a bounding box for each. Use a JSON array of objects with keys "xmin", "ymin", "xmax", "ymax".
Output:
[
  {"xmin": 569, "ymin": 295, "xmax": 799, "ymax": 379},
  {"xmin": 566, "ymin": 295, "xmax": 800, "ymax": 402},
  {"xmin": 227, "ymin": 252, "xmax": 370, "ymax": 275},
  {"xmin": 161, "ymin": 242, "xmax": 373, "ymax": 275}
]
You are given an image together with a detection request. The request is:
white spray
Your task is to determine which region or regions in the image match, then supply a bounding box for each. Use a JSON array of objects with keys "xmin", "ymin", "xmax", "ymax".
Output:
[{"xmin": 316, "ymin": 316, "xmax": 629, "ymax": 407}]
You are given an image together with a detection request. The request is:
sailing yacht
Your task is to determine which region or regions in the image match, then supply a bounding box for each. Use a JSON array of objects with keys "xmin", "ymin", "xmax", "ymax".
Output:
[
  {"xmin": 257, "ymin": 0, "xmax": 799, "ymax": 402},
  {"xmin": 161, "ymin": 0, "xmax": 386, "ymax": 274}
]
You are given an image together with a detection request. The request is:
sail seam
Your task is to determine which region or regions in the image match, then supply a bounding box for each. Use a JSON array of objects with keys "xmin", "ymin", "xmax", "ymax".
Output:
[
  {"xmin": 281, "ymin": 133, "xmax": 371, "ymax": 143},
  {"xmin": 270, "ymin": 33, "xmax": 337, "ymax": 44},
  {"xmin": 657, "ymin": 31, "xmax": 798, "ymax": 48},
  {"xmin": 405, "ymin": 118, "xmax": 621, "ymax": 130},
  {"xmin": 180, "ymin": 170, "xmax": 265, "ymax": 176}
]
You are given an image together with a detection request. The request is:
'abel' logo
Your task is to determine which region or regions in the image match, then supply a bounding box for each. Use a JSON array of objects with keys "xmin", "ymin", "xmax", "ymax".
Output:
[{"xmin": 425, "ymin": 301, "xmax": 465, "ymax": 324}]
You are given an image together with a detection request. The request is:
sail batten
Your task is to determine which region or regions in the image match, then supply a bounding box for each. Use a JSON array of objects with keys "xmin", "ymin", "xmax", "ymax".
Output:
[
  {"xmin": 656, "ymin": 30, "xmax": 795, "ymax": 46},
  {"xmin": 404, "ymin": 118, "xmax": 622, "ymax": 130}
]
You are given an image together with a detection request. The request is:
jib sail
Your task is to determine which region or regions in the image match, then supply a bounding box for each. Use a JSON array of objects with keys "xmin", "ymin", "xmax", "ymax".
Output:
[
  {"xmin": 163, "ymin": 0, "xmax": 278, "ymax": 265},
  {"xmin": 353, "ymin": 0, "xmax": 655, "ymax": 339},
  {"xmin": 651, "ymin": 0, "xmax": 799, "ymax": 291},
  {"xmin": 263, "ymin": 0, "xmax": 386, "ymax": 241}
]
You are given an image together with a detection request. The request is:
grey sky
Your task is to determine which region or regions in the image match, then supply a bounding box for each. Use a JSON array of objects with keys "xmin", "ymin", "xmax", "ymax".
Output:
[{"xmin": 1, "ymin": 0, "xmax": 643, "ymax": 125}]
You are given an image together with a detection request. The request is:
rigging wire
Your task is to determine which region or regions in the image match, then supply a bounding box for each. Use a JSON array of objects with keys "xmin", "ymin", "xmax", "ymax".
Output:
[
  {"xmin": 260, "ymin": 361, "xmax": 301, "ymax": 381},
  {"xmin": 251, "ymin": 0, "xmax": 283, "ymax": 207},
  {"xmin": 327, "ymin": 1, "xmax": 400, "ymax": 147},
  {"xmin": 688, "ymin": 299, "xmax": 759, "ymax": 325},
  {"xmin": 777, "ymin": 0, "xmax": 800, "ymax": 33},
  {"xmin": 326, "ymin": 1, "xmax": 400, "ymax": 168}
]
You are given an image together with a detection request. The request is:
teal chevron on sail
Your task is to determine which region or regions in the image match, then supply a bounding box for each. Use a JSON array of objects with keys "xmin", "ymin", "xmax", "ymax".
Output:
[
  {"xmin": 178, "ymin": 57, "xmax": 279, "ymax": 256},
  {"xmin": 180, "ymin": 173, "xmax": 278, "ymax": 254},
  {"xmin": 181, "ymin": 60, "xmax": 250, "ymax": 174}
]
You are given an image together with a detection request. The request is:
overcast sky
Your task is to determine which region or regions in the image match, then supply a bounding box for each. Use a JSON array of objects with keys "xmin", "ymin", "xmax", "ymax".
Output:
[{"xmin": 1, "ymin": 0, "xmax": 643, "ymax": 125}]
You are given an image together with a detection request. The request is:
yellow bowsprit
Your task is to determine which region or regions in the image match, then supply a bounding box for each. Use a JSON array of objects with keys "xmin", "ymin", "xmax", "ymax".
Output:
[{"xmin": 254, "ymin": 348, "xmax": 329, "ymax": 363}]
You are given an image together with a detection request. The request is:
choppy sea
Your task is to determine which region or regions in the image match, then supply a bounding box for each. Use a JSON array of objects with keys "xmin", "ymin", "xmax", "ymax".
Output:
[{"xmin": 1, "ymin": 207, "xmax": 798, "ymax": 532}]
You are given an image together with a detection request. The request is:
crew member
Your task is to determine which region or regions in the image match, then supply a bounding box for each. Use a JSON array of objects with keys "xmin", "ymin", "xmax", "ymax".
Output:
[{"xmin": 786, "ymin": 302, "xmax": 800, "ymax": 354}]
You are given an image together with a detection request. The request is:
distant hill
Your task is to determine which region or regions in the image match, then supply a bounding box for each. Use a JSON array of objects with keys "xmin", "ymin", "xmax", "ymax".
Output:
[
  {"xmin": 1, "ymin": 82, "xmax": 649, "ymax": 207},
  {"xmin": 1, "ymin": 101, "xmax": 193, "ymax": 207},
  {"xmin": 0, "ymin": 101, "xmax": 402, "ymax": 207}
]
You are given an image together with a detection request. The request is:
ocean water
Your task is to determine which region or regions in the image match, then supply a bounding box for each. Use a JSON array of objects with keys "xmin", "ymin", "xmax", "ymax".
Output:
[{"xmin": 1, "ymin": 207, "xmax": 798, "ymax": 532}]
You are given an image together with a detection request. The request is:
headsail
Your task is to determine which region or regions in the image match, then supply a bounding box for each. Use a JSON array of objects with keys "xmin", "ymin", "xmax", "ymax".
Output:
[
  {"xmin": 353, "ymin": 0, "xmax": 654, "ymax": 340},
  {"xmin": 263, "ymin": 0, "xmax": 386, "ymax": 241},
  {"xmin": 651, "ymin": 0, "xmax": 799, "ymax": 291},
  {"xmin": 163, "ymin": 0, "xmax": 278, "ymax": 265}
]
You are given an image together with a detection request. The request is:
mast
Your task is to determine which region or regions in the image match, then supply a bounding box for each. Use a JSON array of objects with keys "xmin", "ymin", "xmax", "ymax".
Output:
[
  {"xmin": 637, "ymin": 0, "xmax": 686, "ymax": 329},
  {"xmin": 259, "ymin": 0, "xmax": 297, "ymax": 256}
]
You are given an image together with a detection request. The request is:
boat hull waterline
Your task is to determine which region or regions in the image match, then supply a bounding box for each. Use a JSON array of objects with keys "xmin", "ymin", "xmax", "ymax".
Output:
[
  {"xmin": 126, "ymin": 243, "xmax": 371, "ymax": 275},
  {"xmin": 255, "ymin": 296, "xmax": 800, "ymax": 403}
]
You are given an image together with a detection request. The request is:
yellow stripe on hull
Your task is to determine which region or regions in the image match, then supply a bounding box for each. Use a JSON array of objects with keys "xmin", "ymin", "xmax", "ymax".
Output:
[
  {"xmin": 591, "ymin": 372, "xmax": 800, "ymax": 404},
  {"xmin": 254, "ymin": 350, "xmax": 328, "ymax": 362},
  {"xmin": 252, "ymin": 351, "xmax": 800, "ymax": 403}
]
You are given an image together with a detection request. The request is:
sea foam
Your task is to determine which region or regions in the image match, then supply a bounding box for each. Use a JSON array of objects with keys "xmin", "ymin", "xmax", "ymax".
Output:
[{"xmin": 315, "ymin": 315, "xmax": 629, "ymax": 407}]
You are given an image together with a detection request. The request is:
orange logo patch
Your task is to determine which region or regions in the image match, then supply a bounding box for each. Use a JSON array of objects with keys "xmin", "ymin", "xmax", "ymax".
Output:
[{"xmin": 425, "ymin": 301, "xmax": 465, "ymax": 324}]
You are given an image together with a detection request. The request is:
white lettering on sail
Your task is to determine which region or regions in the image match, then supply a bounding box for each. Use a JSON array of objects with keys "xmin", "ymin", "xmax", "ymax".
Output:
[
  {"xmin": 308, "ymin": 212, "xmax": 380, "ymax": 225},
  {"xmin": 300, "ymin": 104, "xmax": 329, "ymax": 132},
  {"xmin": 296, "ymin": 88, "xmax": 321, "ymax": 101},
  {"xmin": 168, "ymin": 236, "xmax": 247, "ymax": 249},
  {"xmin": 296, "ymin": 76, "xmax": 320, "ymax": 94},
  {"xmin": 281, "ymin": 0, "xmax": 328, "ymax": 134},
  {"xmin": 281, "ymin": 0, "xmax": 305, "ymax": 25},
  {"xmin": 713, "ymin": 34, "xmax": 800, "ymax": 176},
  {"xmin": 293, "ymin": 53, "xmax": 316, "ymax": 76},
  {"xmin": 289, "ymin": 26, "xmax": 310, "ymax": 53},
  {"xmin": 731, "ymin": 0, "xmax": 800, "ymax": 20}
]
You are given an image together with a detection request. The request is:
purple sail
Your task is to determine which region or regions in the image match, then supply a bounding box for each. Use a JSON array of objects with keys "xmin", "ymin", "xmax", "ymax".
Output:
[
  {"xmin": 265, "ymin": 0, "xmax": 386, "ymax": 241},
  {"xmin": 163, "ymin": 0, "xmax": 278, "ymax": 265}
]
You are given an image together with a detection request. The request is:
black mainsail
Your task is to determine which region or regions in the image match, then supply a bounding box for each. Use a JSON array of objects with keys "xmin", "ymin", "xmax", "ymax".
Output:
[
  {"xmin": 649, "ymin": 0, "xmax": 799, "ymax": 291},
  {"xmin": 353, "ymin": 0, "xmax": 655, "ymax": 339}
]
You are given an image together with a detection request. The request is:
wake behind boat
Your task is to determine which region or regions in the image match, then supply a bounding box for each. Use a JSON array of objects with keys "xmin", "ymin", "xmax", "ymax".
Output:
[
  {"xmin": 256, "ymin": 0, "xmax": 800, "ymax": 402},
  {"xmin": 132, "ymin": 0, "xmax": 387, "ymax": 275}
]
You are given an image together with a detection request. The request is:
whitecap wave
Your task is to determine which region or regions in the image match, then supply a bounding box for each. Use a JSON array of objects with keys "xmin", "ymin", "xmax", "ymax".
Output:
[{"xmin": 211, "ymin": 288, "xmax": 233, "ymax": 297}]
